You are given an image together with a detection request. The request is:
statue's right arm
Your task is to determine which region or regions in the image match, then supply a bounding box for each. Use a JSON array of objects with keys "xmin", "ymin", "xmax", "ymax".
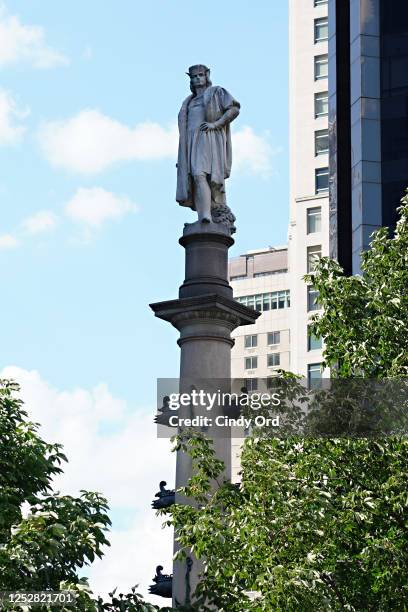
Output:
[{"xmin": 214, "ymin": 106, "xmax": 240, "ymax": 129}]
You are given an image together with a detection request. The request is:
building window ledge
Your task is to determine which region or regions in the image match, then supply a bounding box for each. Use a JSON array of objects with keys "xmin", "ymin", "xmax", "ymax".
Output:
[{"xmin": 295, "ymin": 193, "xmax": 328, "ymax": 203}]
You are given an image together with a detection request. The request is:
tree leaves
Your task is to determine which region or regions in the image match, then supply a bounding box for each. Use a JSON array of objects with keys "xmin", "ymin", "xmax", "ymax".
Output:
[
  {"xmin": 0, "ymin": 380, "xmax": 167, "ymax": 611},
  {"xmin": 166, "ymin": 435, "xmax": 408, "ymax": 610},
  {"xmin": 162, "ymin": 197, "xmax": 408, "ymax": 610},
  {"xmin": 305, "ymin": 193, "xmax": 408, "ymax": 378}
]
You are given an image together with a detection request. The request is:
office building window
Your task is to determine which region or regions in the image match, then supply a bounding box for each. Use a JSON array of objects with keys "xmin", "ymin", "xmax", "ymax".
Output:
[
  {"xmin": 307, "ymin": 207, "xmax": 322, "ymax": 234},
  {"xmin": 236, "ymin": 290, "xmax": 290, "ymax": 312},
  {"xmin": 308, "ymin": 326, "xmax": 323, "ymax": 350},
  {"xmin": 254, "ymin": 269, "xmax": 287, "ymax": 277},
  {"xmin": 315, "ymin": 129, "xmax": 329, "ymax": 155},
  {"xmin": 245, "ymin": 356, "xmax": 258, "ymax": 370},
  {"xmin": 307, "ymin": 286, "xmax": 320, "ymax": 311},
  {"xmin": 314, "ymin": 0, "xmax": 327, "ymax": 5},
  {"xmin": 267, "ymin": 376, "xmax": 279, "ymax": 389},
  {"xmin": 230, "ymin": 275, "xmax": 247, "ymax": 281},
  {"xmin": 267, "ymin": 331, "xmax": 281, "ymax": 345},
  {"xmin": 307, "ymin": 245, "xmax": 322, "ymax": 273},
  {"xmin": 267, "ymin": 353, "xmax": 281, "ymax": 367},
  {"xmin": 314, "ymin": 54, "xmax": 328, "ymax": 80},
  {"xmin": 314, "ymin": 18, "xmax": 328, "ymax": 42},
  {"xmin": 315, "ymin": 91, "xmax": 328, "ymax": 117},
  {"xmin": 315, "ymin": 167, "xmax": 329, "ymax": 193},
  {"xmin": 245, "ymin": 378, "xmax": 258, "ymax": 392},
  {"xmin": 244, "ymin": 334, "xmax": 257, "ymax": 348},
  {"xmin": 277, "ymin": 292, "xmax": 286, "ymax": 309},
  {"xmin": 308, "ymin": 363, "xmax": 322, "ymax": 389}
]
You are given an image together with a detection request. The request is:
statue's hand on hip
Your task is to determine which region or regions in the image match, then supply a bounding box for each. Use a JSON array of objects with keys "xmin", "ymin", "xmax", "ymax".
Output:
[{"xmin": 200, "ymin": 122, "xmax": 217, "ymax": 132}]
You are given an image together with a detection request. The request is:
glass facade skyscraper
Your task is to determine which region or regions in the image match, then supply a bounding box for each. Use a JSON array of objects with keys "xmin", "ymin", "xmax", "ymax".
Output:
[
  {"xmin": 329, "ymin": 0, "xmax": 408, "ymax": 273},
  {"xmin": 380, "ymin": 2, "xmax": 408, "ymax": 230}
]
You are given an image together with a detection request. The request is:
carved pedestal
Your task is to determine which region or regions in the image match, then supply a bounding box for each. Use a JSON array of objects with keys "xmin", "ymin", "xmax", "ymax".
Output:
[{"xmin": 150, "ymin": 221, "xmax": 259, "ymax": 606}]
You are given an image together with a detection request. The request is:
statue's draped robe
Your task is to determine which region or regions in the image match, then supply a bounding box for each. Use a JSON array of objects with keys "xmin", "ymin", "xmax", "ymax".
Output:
[{"xmin": 176, "ymin": 86, "xmax": 240, "ymax": 209}]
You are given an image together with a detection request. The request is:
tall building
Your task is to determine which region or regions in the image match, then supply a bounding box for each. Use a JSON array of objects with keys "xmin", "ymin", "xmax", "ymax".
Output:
[
  {"xmin": 228, "ymin": 245, "xmax": 324, "ymax": 478},
  {"xmin": 229, "ymin": 246, "xmax": 292, "ymax": 480},
  {"xmin": 287, "ymin": 0, "xmax": 408, "ymax": 375},
  {"xmin": 288, "ymin": 0, "xmax": 329, "ymax": 378},
  {"xmin": 229, "ymin": 0, "xmax": 408, "ymax": 472},
  {"xmin": 329, "ymin": 0, "xmax": 408, "ymax": 273},
  {"xmin": 229, "ymin": 246, "xmax": 291, "ymax": 385}
]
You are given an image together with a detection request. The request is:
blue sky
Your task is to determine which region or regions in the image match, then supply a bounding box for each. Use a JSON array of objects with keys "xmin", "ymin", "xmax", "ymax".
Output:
[{"xmin": 0, "ymin": 0, "xmax": 289, "ymax": 600}]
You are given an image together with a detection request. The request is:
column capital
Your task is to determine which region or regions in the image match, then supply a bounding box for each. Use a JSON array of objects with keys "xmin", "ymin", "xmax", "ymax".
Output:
[{"xmin": 150, "ymin": 293, "xmax": 260, "ymax": 333}]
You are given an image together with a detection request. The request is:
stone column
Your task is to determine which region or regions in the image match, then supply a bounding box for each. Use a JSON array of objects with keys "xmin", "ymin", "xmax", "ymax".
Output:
[{"xmin": 150, "ymin": 221, "xmax": 259, "ymax": 607}]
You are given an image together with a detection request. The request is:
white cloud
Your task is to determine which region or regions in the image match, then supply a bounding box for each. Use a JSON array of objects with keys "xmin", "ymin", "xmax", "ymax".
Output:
[
  {"xmin": 0, "ymin": 233, "xmax": 18, "ymax": 249},
  {"xmin": 0, "ymin": 209, "xmax": 58, "ymax": 251},
  {"xmin": 38, "ymin": 108, "xmax": 275, "ymax": 178},
  {"xmin": 233, "ymin": 126, "xmax": 276, "ymax": 177},
  {"xmin": 65, "ymin": 187, "xmax": 137, "ymax": 229},
  {"xmin": 22, "ymin": 210, "xmax": 58, "ymax": 235},
  {"xmin": 0, "ymin": 190, "xmax": 133, "ymax": 249},
  {"xmin": 0, "ymin": 366, "xmax": 174, "ymax": 602},
  {"xmin": 0, "ymin": 5, "xmax": 68, "ymax": 69},
  {"xmin": 39, "ymin": 110, "xmax": 178, "ymax": 174},
  {"xmin": 0, "ymin": 89, "xmax": 27, "ymax": 145},
  {"xmin": 87, "ymin": 513, "xmax": 173, "ymax": 604}
]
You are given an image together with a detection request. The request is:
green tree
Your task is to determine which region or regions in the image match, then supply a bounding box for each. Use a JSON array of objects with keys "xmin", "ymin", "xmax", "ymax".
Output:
[
  {"xmin": 163, "ymin": 196, "xmax": 408, "ymax": 610},
  {"xmin": 166, "ymin": 433, "xmax": 408, "ymax": 611},
  {"xmin": 0, "ymin": 379, "xmax": 168, "ymax": 611},
  {"xmin": 0, "ymin": 379, "xmax": 111, "ymax": 593},
  {"xmin": 305, "ymin": 194, "xmax": 408, "ymax": 377}
]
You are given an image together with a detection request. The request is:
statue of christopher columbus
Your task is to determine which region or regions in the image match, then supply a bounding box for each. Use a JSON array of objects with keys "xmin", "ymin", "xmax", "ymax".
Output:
[{"xmin": 176, "ymin": 65, "xmax": 240, "ymax": 232}]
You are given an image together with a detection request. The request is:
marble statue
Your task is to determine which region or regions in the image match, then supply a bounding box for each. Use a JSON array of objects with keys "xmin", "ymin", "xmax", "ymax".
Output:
[{"xmin": 176, "ymin": 65, "xmax": 240, "ymax": 231}]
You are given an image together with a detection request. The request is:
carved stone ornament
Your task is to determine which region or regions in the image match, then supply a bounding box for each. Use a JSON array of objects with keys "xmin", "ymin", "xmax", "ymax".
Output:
[
  {"xmin": 148, "ymin": 565, "xmax": 173, "ymax": 598},
  {"xmin": 151, "ymin": 480, "xmax": 175, "ymax": 510},
  {"xmin": 154, "ymin": 396, "xmax": 177, "ymax": 428}
]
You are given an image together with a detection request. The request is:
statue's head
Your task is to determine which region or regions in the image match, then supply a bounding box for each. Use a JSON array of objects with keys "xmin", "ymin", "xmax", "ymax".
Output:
[{"xmin": 187, "ymin": 64, "xmax": 212, "ymax": 94}]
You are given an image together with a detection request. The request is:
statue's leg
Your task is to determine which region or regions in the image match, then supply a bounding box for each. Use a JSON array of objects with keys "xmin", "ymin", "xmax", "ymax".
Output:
[{"xmin": 193, "ymin": 174, "xmax": 212, "ymax": 223}]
